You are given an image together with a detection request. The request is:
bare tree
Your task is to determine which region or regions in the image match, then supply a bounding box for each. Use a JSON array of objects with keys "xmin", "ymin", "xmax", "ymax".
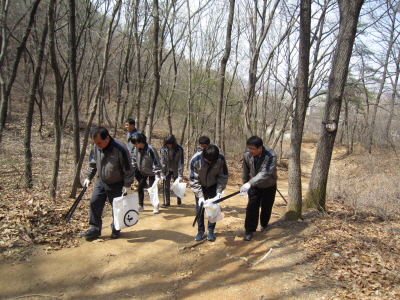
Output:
[
  {"xmin": 304, "ymin": 0, "xmax": 365, "ymax": 210},
  {"xmin": 0, "ymin": 0, "xmax": 41, "ymax": 141},
  {"xmin": 24, "ymin": 17, "xmax": 48, "ymax": 189},
  {"xmin": 215, "ymin": 0, "xmax": 235, "ymax": 146},
  {"xmin": 286, "ymin": 0, "xmax": 311, "ymax": 221}
]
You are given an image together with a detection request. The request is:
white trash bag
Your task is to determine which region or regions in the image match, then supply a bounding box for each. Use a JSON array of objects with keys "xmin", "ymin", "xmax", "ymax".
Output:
[
  {"xmin": 170, "ymin": 178, "xmax": 186, "ymax": 199},
  {"xmin": 203, "ymin": 198, "xmax": 223, "ymax": 223},
  {"xmin": 147, "ymin": 184, "xmax": 159, "ymax": 208},
  {"xmin": 113, "ymin": 193, "xmax": 139, "ymax": 230}
]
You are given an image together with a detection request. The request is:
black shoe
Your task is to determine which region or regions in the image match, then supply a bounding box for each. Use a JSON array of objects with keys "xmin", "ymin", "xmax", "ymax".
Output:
[
  {"xmin": 80, "ymin": 227, "xmax": 101, "ymax": 239},
  {"xmin": 195, "ymin": 231, "xmax": 204, "ymax": 241},
  {"xmin": 177, "ymin": 198, "xmax": 182, "ymax": 206},
  {"xmin": 111, "ymin": 230, "xmax": 120, "ymax": 239},
  {"xmin": 161, "ymin": 203, "xmax": 170, "ymax": 208},
  {"xmin": 260, "ymin": 226, "xmax": 267, "ymax": 232},
  {"xmin": 207, "ymin": 230, "xmax": 215, "ymax": 242},
  {"xmin": 243, "ymin": 231, "xmax": 253, "ymax": 241}
]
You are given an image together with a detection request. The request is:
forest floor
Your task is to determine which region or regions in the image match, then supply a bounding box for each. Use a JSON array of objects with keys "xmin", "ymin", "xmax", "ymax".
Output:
[{"xmin": 1, "ymin": 124, "xmax": 400, "ymax": 300}]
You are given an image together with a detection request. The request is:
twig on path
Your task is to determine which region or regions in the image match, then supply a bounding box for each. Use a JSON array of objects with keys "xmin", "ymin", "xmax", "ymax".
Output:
[
  {"xmin": 252, "ymin": 248, "xmax": 273, "ymax": 267},
  {"xmin": 7, "ymin": 294, "xmax": 62, "ymax": 300},
  {"xmin": 178, "ymin": 238, "xmax": 207, "ymax": 251}
]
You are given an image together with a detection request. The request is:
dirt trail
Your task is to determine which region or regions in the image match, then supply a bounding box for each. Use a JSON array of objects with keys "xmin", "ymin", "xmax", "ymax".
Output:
[{"xmin": 0, "ymin": 146, "xmax": 332, "ymax": 300}]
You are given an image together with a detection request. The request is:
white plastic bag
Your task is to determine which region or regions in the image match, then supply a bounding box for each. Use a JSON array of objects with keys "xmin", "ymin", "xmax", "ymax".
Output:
[
  {"xmin": 171, "ymin": 181, "xmax": 186, "ymax": 199},
  {"xmin": 147, "ymin": 184, "xmax": 159, "ymax": 207},
  {"xmin": 113, "ymin": 193, "xmax": 139, "ymax": 230},
  {"xmin": 203, "ymin": 198, "xmax": 223, "ymax": 223}
]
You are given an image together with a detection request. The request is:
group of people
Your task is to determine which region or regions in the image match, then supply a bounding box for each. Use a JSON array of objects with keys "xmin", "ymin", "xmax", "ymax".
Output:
[{"xmin": 79, "ymin": 118, "xmax": 277, "ymax": 243}]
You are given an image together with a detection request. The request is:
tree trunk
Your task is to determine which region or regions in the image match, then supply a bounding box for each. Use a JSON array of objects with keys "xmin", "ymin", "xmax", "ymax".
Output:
[
  {"xmin": 24, "ymin": 18, "xmax": 48, "ymax": 189},
  {"xmin": 304, "ymin": 0, "xmax": 364, "ymax": 210},
  {"xmin": 0, "ymin": 0, "xmax": 41, "ymax": 140},
  {"xmin": 216, "ymin": 0, "xmax": 235, "ymax": 146},
  {"xmin": 48, "ymin": 0, "xmax": 63, "ymax": 198},
  {"xmin": 285, "ymin": 0, "xmax": 311, "ymax": 221},
  {"xmin": 144, "ymin": 0, "xmax": 160, "ymax": 143},
  {"xmin": 68, "ymin": 0, "xmax": 82, "ymax": 197}
]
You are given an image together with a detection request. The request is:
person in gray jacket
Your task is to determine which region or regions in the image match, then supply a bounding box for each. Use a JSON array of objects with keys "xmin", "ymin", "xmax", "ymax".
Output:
[
  {"xmin": 131, "ymin": 133, "xmax": 162, "ymax": 213},
  {"xmin": 81, "ymin": 127, "xmax": 134, "ymax": 240},
  {"xmin": 159, "ymin": 134, "xmax": 184, "ymax": 207},
  {"xmin": 190, "ymin": 144, "xmax": 228, "ymax": 242},
  {"xmin": 240, "ymin": 136, "xmax": 277, "ymax": 241}
]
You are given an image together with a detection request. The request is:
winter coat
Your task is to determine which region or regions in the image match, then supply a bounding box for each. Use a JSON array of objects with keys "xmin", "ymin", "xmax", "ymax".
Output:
[
  {"xmin": 189, "ymin": 151, "xmax": 228, "ymax": 199},
  {"xmin": 86, "ymin": 137, "xmax": 134, "ymax": 187},
  {"xmin": 131, "ymin": 142, "xmax": 162, "ymax": 178},
  {"xmin": 160, "ymin": 144, "xmax": 184, "ymax": 179},
  {"xmin": 242, "ymin": 145, "xmax": 277, "ymax": 188}
]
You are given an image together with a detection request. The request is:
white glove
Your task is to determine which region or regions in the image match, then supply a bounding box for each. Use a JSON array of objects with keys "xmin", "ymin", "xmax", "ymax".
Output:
[
  {"xmin": 240, "ymin": 182, "xmax": 251, "ymax": 195},
  {"xmin": 83, "ymin": 179, "xmax": 90, "ymax": 187},
  {"xmin": 122, "ymin": 186, "xmax": 131, "ymax": 194},
  {"xmin": 198, "ymin": 197, "xmax": 205, "ymax": 206}
]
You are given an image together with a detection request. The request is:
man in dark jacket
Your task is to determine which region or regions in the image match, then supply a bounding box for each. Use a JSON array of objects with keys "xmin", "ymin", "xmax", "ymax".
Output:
[
  {"xmin": 81, "ymin": 127, "xmax": 134, "ymax": 240},
  {"xmin": 190, "ymin": 144, "xmax": 228, "ymax": 242},
  {"xmin": 160, "ymin": 134, "xmax": 184, "ymax": 207},
  {"xmin": 125, "ymin": 118, "xmax": 140, "ymax": 153},
  {"xmin": 240, "ymin": 136, "xmax": 277, "ymax": 241},
  {"xmin": 131, "ymin": 133, "xmax": 162, "ymax": 213}
]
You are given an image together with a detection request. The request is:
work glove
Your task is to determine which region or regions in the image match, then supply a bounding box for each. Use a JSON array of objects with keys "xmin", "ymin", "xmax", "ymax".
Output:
[
  {"xmin": 83, "ymin": 179, "xmax": 91, "ymax": 188},
  {"xmin": 240, "ymin": 182, "xmax": 251, "ymax": 195},
  {"xmin": 198, "ymin": 197, "xmax": 205, "ymax": 206},
  {"xmin": 122, "ymin": 186, "xmax": 131, "ymax": 194}
]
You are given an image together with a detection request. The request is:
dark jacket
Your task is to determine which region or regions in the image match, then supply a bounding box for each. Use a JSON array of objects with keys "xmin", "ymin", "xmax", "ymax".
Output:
[
  {"xmin": 132, "ymin": 142, "xmax": 162, "ymax": 178},
  {"xmin": 242, "ymin": 146, "xmax": 277, "ymax": 188},
  {"xmin": 189, "ymin": 151, "xmax": 228, "ymax": 198},
  {"xmin": 160, "ymin": 144, "xmax": 184, "ymax": 178},
  {"xmin": 86, "ymin": 137, "xmax": 134, "ymax": 187}
]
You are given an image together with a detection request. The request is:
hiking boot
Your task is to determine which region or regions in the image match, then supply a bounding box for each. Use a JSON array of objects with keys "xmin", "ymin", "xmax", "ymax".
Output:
[
  {"xmin": 195, "ymin": 231, "xmax": 204, "ymax": 241},
  {"xmin": 138, "ymin": 205, "xmax": 144, "ymax": 212},
  {"xmin": 80, "ymin": 227, "xmax": 101, "ymax": 239},
  {"xmin": 111, "ymin": 230, "xmax": 120, "ymax": 239},
  {"xmin": 207, "ymin": 229, "xmax": 215, "ymax": 242},
  {"xmin": 243, "ymin": 231, "xmax": 253, "ymax": 241},
  {"xmin": 153, "ymin": 205, "xmax": 159, "ymax": 214}
]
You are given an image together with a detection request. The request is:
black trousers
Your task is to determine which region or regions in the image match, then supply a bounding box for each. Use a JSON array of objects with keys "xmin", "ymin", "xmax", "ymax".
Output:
[
  {"xmin": 195, "ymin": 183, "xmax": 217, "ymax": 232},
  {"xmin": 163, "ymin": 171, "xmax": 181, "ymax": 204},
  {"xmin": 245, "ymin": 184, "xmax": 276, "ymax": 233},
  {"xmin": 89, "ymin": 178, "xmax": 124, "ymax": 232},
  {"xmin": 137, "ymin": 172, "xmax": 155, "ymax": 206}
]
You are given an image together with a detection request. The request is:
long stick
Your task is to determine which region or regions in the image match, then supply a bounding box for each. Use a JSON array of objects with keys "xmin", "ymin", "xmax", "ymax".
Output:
[
  {"xmin": 192, "ymin": 201, "xmax": 204, "ymax": 227},
  {"xmin": 276, "ymin": 188, "xmax": 287, "ymax": 204},
  {"xmin": 212, "ymin": 190, "xmax": 240, "ymax": 204},
  {"xmin": 64, "ymin": 187, "xmax": 87, "ymax": 222}
]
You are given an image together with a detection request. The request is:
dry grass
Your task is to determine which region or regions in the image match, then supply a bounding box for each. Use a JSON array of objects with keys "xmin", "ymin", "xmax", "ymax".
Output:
[{"xmin": 328, "ymin": 145, "xmax": 400, "ymax": 220}]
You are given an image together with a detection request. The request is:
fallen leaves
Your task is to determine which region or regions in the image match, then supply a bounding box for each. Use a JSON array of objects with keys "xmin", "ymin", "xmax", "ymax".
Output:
[{"xmin": 302, "ymin": 201, "xmax": 400, "ymax": 299}]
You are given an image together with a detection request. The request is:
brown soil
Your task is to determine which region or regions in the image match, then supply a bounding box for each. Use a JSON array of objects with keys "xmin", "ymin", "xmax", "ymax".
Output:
[
  {"xmin": 0, "ymin": 145, "xmax": 335, "ymax": 300},
  {"xmin": 1, "ymin": 131, "xmax": 399, "ymax": 300}
]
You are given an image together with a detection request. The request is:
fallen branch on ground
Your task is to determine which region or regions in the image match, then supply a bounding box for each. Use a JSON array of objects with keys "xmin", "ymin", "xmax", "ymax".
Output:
[{"xmin": 178, "ymin": 238, "xmax": 207, "ymax": 251}]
